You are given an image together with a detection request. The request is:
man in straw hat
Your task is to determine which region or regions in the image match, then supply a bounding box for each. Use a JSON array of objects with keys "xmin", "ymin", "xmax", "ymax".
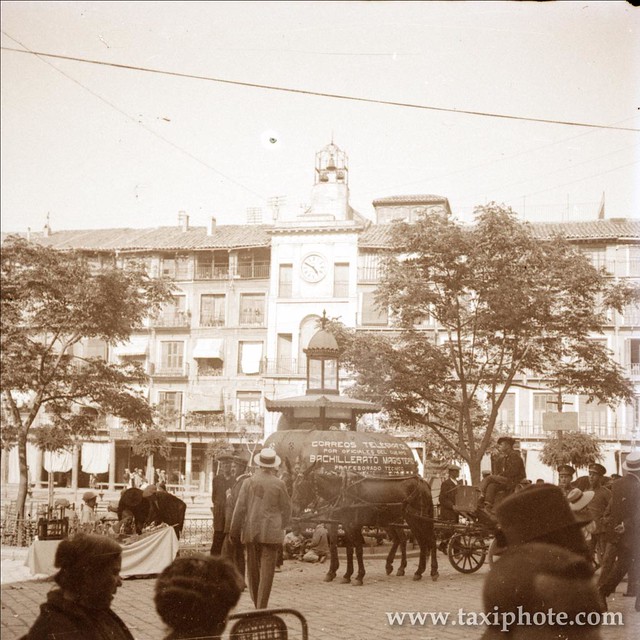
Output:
[
  {"xmin": 479, "ymin": 436, "xmax": 526, "ymax": 514},
  {"xmin": 230, "ymin": 447, "xmax": 291, "ymax": 609},
  {"xmin": 597, "ymin": 450, "xmax": 640, "ymax": 611}
]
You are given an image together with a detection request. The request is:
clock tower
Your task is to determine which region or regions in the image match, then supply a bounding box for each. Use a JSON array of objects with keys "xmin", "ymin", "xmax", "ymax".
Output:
[{"xmin": 307, "ymin": 142, "xmax": 351, "ymax": 221}]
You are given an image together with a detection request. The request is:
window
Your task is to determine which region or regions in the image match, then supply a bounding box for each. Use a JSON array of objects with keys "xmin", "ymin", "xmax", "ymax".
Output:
[
  {"xmin": 160, "ymin": 341, "xmax": 184, "ymax": 373},
  {"xmin": 161, "ymin": 257, "xmax": 191, "ymax": 280},
  {"xmin": 239, "ymin": 294, "xmax": 265, "ymax": 326},
  {"xmin": 334, "ymin": 263, "xmax": 349, "ymax": 297},
  {"xmin": 83, "ymin": 338, "xmax": 107, "ymax": 360},
  {"xmin": 358, "ymin": 253, "xmax": 383, "ymax": 282},
  {"xmin": 158, "ymin": 391, "xmax": 182, "ymax": 430},
  {"xmin": 497, "ymin": 393, "xmax": 516, "ymax": 429},
  {"xmin": 238, "ymin": 341, "xmax": 263, "ymax": 375},
  {"xmin": 236, "ymin": 391, "xmax": 261, "ymax": 424},
  {"xmin": 623, "ymin": 302, "xmax": 640, "ymax": 325},
  {"xmin": 276, "ymin": 334, "xmax": 294, "ymax": 374},
  {"xmin": 237, "ymin": 249, "xmax": 270, "ymax": 279},
  {"xmin": 361, "ymin": 291, "xmax": 388, "ymax": 326},
  {"xmin": 533, "ymin": 394, "xmax": 560, "ymax": 428},
  {"xmin": 279, "ymin": 264, "xmax": 293, "ymax": 298},
  {"xmin": 200, "ymin": 294, "xmax": 225, "ymax": 326},
  {"xmin": 195, "ymin": 252, "xmax": 230, "ymax": 279},
  {"xmin": 630, "ymin": 246, "xmax": 640, "ymax": 276},
  {"xmin": 158, "ymin": 295, "xmax": 189, "ymax": 327},
  {"xmin": 578, "ymin": 395, "xmax": 607, "ymax": 430},
  {"xmin": 629, "ymin": 339, "xmax": 640, "ymax": 376}
]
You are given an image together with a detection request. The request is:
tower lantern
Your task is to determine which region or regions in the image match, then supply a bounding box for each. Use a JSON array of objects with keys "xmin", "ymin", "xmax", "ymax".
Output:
[{"xmin": 304, "ymin": 310, "xmax": 340, "ymax": 395}]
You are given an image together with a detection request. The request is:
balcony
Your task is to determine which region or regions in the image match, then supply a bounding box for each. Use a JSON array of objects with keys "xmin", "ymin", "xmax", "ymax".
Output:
[
  {"xmin": 630, "ymin": 363, "xmax": 640, "ymax": 378},
  {"xmin": 358, "ymin": 266, "xmax": 384, "ymax": 282},
  {"xmin": 150, "ymin": 362, "xmax": 189, "ymax": 378},
  {"xmin": 196, "ymin": 365, "xmax": 224, "ymax": 377},
  {"xmin": 199, "ymin": 315, "xmax": 225, "ymax": 328},
  {"xmin": 513, "ymin": 421, "xmax": 625, "ymax": 441},
  {"xmin": 236, "ymin": 262, "xmax": 270, "ymax": 279},
  {"xmin": 262, "ymin": 358, "xmax": 304, "ymax": 376},
  {"xmin": 154, "ymin": 311, "xmax": 191, "ymax": 328},
  {"xmin": 195, "ymin": 265, "xmax": 230, "ymax": 280}
]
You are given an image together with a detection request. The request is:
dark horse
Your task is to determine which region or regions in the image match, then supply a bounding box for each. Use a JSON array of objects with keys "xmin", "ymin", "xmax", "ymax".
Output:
[
  {"xmin": 292, "ymin": 469, "xmax": 438, "ymax": 585},
  {"xmin": 118, "ymin": 487, "xmax": 187, "ymax": 539}
]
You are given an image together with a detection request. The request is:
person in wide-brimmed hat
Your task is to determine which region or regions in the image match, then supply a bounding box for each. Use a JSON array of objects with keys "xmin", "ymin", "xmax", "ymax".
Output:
[
  {"xmin": 229, "ymin": 447, "xmax": 290, "ymax": 609},
  {"xmin": 479, "ymin": 436, "xmax": 526, "ymax": 513},
  {"xmin": 494, "ymin": 484, "xmax": 592, "ymax": 562},
  {"xmin": 481, "ymin": 542, "xmax": 604, "ymax": 639},
  {"xmin": 598, "ymin": 450, "xmax": 640, "ymax": 610}
]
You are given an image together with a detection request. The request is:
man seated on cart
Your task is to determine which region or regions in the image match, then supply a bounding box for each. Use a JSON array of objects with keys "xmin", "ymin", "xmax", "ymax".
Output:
[
  {"xmin": 479, "ymin": 436, "xmax": 526, "ymax": 514},
  {"xmin": 437, "ymin": 465, "xmax": 461, "ymax": 552}
]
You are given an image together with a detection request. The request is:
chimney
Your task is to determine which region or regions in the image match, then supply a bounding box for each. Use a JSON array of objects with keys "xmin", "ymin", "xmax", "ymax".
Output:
[
  {"xmin": 178, "ymin": 210, "xmax": 189, "ymax": 231},
  {"xmin": 43, "ymin": 213, "xmax": 52, "ymax": 237},
  {"xmin": 207, "ymin": 216, "xmax": 217, "ymax": 235}
]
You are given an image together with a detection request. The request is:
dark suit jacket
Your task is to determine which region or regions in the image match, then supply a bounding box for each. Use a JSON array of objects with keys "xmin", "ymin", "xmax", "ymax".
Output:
[
  {"xmin": 494, "ymin": 451, "xmax": 526, "ymax": 489},
  {"xmin": 439, "ymin": 478, "xmax": 459, "ymax": 522},
  {"xmin": 606, "ymin": 473, "xmax": 640, "ymax": 549}
]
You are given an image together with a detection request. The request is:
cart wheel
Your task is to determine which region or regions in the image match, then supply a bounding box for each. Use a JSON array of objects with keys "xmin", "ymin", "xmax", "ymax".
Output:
[
  {"xmin": 487, "ymin": 537, "xmax": 505, "ymax": 566},
  {"xmin": 447, "ymin": 532, "xmax": 487, "ymax": 574}
]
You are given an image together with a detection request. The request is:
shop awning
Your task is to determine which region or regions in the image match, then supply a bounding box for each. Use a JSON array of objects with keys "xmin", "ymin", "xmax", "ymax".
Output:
[
  {"xmin": 192, "ymin": 338, "xmax": 224, "ymax": 359},
  {"xmin": 114, "ymin": 336, "xmax": 149, "ymax": 356}
]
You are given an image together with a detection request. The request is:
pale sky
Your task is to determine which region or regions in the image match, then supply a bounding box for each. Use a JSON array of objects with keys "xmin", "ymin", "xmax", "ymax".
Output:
[{"xmin": 1, "ymin": 1, "xmax": 639, "ymax": 233}]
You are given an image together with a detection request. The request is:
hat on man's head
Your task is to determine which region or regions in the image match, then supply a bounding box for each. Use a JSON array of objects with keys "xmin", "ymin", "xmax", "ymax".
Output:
[
  {"xmin": 253, "ymin": 447, "xmax": 281, "ymax": 469},
  {"xmin": 497, "ymin": 436, "xmax": 516, "ymax": 446},
  {"xmin": 483, "ymin": 543, "xmax": 603, "ymax": 627},
  {"xmin": 54, "ymin": 498, "xmax": 70, "ymax": 508},
  {"xmin": 588, "ymin": 463, "xmax": 606, "ymax": 476},
  {"xmin": 82, "ymin": 491, "xmax": 98, "ymax": 502},
  {"xmin": 448, "ymin": 464, "xmax": 461, "ymax": 473},
  {"xmin": 622, "ymin": 450, "xmax": 640, "ymax": 473},
  {"xmin": 495, "ymin": 484, "xmax": 586, "ymax": 547},
  {"xmin": 557, "ymin": 464, "xmax": 576, "ymax": 476},
  {"xmin": 216, "ymin": 450, "xmax": 235, "ymax": 462},
  {"xmin": 566, "ymin": 488, "xmax": 595, "ymax": 514}
]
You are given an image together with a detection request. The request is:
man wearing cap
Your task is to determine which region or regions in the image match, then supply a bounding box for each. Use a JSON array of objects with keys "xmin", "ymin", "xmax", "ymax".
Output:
[
  {"xmin": 557, "ymin": 464, "xmax": 576, "ymax": 496},
  {"xmin": 479, "ymin": 437, "xmax": 526, "ymax": 513},
  {"xmin": 80, "ymin": 490, "xmax": 98, "ymax": 531},
  {"xmin": 598, "ymin": 450, "xmax": 640, "ymax": 610},
  {"xmin": 230, "ymin": 447, "xmax": 291, "ymax": 609},
  {"xmin": 584, "ymin": 463, "xmax": 611, "ymax": 566},
  {"xmin": 210, "ymin": 453, "xmax": 236, "ymax": 556}
]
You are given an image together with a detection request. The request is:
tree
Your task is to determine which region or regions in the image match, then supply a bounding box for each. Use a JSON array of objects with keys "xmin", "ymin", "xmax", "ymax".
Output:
[
  {"xmin": 1, "ymin": 236, "xmax": 173, "ymax": 518},
  {"xmin": 540, "ymin": 432, "xmax": 604, "ymax": 471},
  {"xmin": 336, "ymin": 205, "xmax": 636, "ymax": 484}
]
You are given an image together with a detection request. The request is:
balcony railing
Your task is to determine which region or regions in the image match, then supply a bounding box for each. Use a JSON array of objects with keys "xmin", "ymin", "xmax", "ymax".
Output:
[
  {"xmin": 511, "ymin": 421, "xmax": 628, "ymax": 440},
  {"xmin": 630, "ymin": 363, "xmax": 640, "ymax": 378},
  {"xmin": 154, "ymin": 311, "xmax": 191, "ymax": 328},
  {"xmin": 195, "ymin": 265, "xmax": 230, "ymax": 280},
  {"xmin": 151, "ymin": 362, "xmax": 189, "ymax": 377},
  {"xmin": 358, "ymin": 267, "xmax": 384, "ymax": 282},
  {"xmin": 196, "ymin": 365, "xmax": 224, "ymax": 377},
  {"xmin": 199, "ymin": 315, "xmax": 225, "ymax": 327},
  {"xmin": 239, "ymin": 310, "xmax": 265, "ymax": 326},
  {"xmin": 237, "ymin": 262, "xmax": 270, "ymax": 279},
  {"xmin": 262, "ymin": 358, "xmax": 304, "ymax": 376}
]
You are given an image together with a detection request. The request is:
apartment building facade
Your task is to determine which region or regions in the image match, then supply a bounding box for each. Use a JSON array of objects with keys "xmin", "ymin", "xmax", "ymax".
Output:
[{"xmin": 4, "ymin": 142, "xmax": 639, "ymax": 491}]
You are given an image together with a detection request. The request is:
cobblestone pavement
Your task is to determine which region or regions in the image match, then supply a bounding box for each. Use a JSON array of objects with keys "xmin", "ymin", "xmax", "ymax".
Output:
[{"xmin": 2, "ymin": 547, "xmax": 638, "ymax": 640}]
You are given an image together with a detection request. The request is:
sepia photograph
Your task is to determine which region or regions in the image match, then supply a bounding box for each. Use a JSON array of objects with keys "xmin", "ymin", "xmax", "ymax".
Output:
[{"xmin": 1, "ymin": 2, "xmax": 639, "ymax": 639}]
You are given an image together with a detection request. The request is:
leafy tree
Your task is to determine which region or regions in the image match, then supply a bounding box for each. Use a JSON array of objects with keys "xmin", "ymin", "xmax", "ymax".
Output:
[
  {"xmin": 540, "ymin": 431, "xmax": 604, "ymax": 471},
  {"xmin": 336, "ymin": 205, "xmax": 635, "ymax": 484},
  {"xmin": 1, "ymin": 236, "xmax": 173, "ymax": 518}
]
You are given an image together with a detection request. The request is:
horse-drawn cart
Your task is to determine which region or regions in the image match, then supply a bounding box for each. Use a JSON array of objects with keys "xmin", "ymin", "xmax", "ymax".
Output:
[{"xmin": 435, "ymin": 484, "xmax": 501, "ymax": 574}]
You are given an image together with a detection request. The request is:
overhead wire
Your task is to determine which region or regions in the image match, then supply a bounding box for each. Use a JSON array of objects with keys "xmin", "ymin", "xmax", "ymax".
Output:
[
  {"xmin": 1, "ymin": 34, "xmax": 267, "ymax": 203},
  {"xmin": 2, "ymin": 43, "xmax": 639, "ymax": 133}
]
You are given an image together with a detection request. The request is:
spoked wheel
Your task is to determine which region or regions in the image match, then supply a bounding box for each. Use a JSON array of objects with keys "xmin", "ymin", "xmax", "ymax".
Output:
[{"xmin": 447, "ymin": 532, "xmax": 487, "ymax": 574}]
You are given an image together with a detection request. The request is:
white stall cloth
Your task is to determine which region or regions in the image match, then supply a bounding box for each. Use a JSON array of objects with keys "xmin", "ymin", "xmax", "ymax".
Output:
[{"xmin": 81, "ymin": 442, "xmax": 110, "ymax": 474}]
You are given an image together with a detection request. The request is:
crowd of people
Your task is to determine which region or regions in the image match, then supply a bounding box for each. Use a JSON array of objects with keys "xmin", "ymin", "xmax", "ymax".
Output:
[{"xmin": 20, "ymin": 442, "xmax": 639, "ymax": 639}]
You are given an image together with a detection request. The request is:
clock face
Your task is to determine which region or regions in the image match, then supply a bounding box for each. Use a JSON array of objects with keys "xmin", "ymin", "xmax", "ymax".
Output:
[{"xmin": 300, "ymin": 253, "xmax": 327, "ymax": 283}]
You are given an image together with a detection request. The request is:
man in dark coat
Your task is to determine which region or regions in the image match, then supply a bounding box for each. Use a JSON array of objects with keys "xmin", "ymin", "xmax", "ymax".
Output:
[
  {"xmin": 437, "ymin": 465, "xmax": 460, "ymax": 553},
  {"xmin": 480, "ymin": 437, "xmax": 526, "ymax": 513},
  {"xmin": 584, "ymin": 463, "xmax": 611, "ymax": 566},
  {"xmin": 598, "ymin": 451, "xmax": 640, "ymax": 610},
  {"xmin": 210, "ymin": 454, "xmax": 236, "ymax": 556}
]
